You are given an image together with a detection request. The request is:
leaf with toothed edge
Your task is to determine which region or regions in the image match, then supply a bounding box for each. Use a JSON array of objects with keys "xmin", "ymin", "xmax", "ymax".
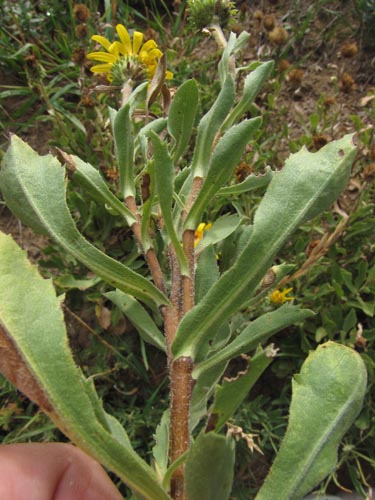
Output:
[
  {"xmin": 256, "ymin": 342, "xmax": 367, "ymax": 500},
  {"xmin": 172, "ymin": 135, "xmax": 357, "ymax": 360},
  {"xmin": 0, "ymin": 135, "xmax": 168, "ymax": 308},
  {"xmin": 0, "ymin": 232, "xmax": 171, "ymax": 500}
]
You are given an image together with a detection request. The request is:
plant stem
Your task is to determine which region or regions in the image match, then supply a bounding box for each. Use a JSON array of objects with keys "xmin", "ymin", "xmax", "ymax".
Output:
[
  {"xmin": 169, "ymin": 227, "xmax": 196, "ymax": 499},
  {"xmin": 125, "ymin": 196, "xmax": 167, "ymax": 296},
  {"xmin": 182, "ymin": 229, "xmax": 195, "ymax": 316},
  {"xmin": 170, "ymin": 356, "xmax": 193, "ymax": 500}
]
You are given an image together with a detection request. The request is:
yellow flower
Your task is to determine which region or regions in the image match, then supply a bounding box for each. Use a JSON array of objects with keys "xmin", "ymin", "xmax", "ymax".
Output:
[
  {"xmin": 194, "ymin": 222, "xmax": 212, "ymax": 248},
  {"xmin": 270, "ymin": 288, "xmax": 294, "ymax": 305},
  {"xmin": 87, "ymin": 24, "xmax": 173, "ymax": 84}
]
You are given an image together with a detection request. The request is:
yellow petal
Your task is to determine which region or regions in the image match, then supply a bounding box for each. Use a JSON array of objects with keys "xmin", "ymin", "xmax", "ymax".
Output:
[
  {"xmin": 89, "ymin": 63, "xmax": 113, "ymax": 73},
  {"xmin": 142, "ymin": 39, "xmax": 158, "ymax": 52},
  {"xmin": 133, "ymin": 31, "xmax": 144, "ymax": 54},
  {"xmin": 91, "ymin": 35, "xmax": 112, "ymax": 51},
  {"xmin": 116, "ymin": 24, "xmax": 131, "ymax": 54},
  {"xmin": 165, "ymin": 70, "xmax": 174, "ymax": 80},
  {"xmin": 86, "ymin": 52, "xmax": 117, "ymax": 63},
  {"xmin": 148, "ymin": 48, "xmax": 163, "ymax": 60},
  {"xmin": 140, "ymin": 48, "xmax": 162, "ymax": 66},
  {"xmin": 108, "ymin": 41, "xmax": 121, "ymax": 57}
]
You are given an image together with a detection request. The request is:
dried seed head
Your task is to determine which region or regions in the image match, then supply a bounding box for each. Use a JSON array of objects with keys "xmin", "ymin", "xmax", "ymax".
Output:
[
  {"xmin": 73, "ymin": 3, "xmax": 90, "ymax": 22},
  {"xmin": 313, "ymin": 133, "xmax": 331, "ymax": 151},
  {"xmin": 362, "ymin": 163, "xmax": 375, "ymax": 181},
  {"xmin": 323, "ymin": 95, "xmax": 336, "ymax": 108},
  {"xmin": 72, "ymin": 47, "xmax": 87, "ymax": 64},
  {"xmin": 75, "ymin": 23, "xmax": 89, "ymax": 39},
  {"xmin": 268, "ymin": 26, "xmax": 288, "ymax": 44},
  {"xmin": 287, "ymin": 68, "xmax": 304, "ymax": 87},
  {"xmin": 278, "ymin": 59, "xmax": 290, "ymax": 72},
  {"xmin": 104, "ymin": 168, "xmax": 119, "ymax": 181},
  {"xmin": 340, "ymin": 72, "xmax": 356, "ymax": 93},
  {"xmin": 235, "ymin": 162, "xmax": 253, "ymax": 182},
  {"xmin": 263, "ymin": 13, "xmax": 276, "ymax": 31},
  {"xmin": 253, "ymin": 9, "xmax": 264, "ymax": 22},
  {"xmin": 79, "ymin": 95, "xmax": 95, "ymax": 107},
  {"xmin": 340, "ymin": 41, "xmax": 358, "ymax": 58}
]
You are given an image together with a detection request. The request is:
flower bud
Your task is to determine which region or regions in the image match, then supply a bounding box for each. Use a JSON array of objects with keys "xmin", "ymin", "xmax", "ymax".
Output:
[{"xmin": 187, "ymin": 0, "xmax": 237, "ymax": 29}]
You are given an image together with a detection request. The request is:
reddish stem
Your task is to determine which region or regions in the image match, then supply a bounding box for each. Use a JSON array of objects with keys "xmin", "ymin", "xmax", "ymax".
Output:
[{"xmin": 170, "ymin": 356, "xmax": 194, "ymax": 500}]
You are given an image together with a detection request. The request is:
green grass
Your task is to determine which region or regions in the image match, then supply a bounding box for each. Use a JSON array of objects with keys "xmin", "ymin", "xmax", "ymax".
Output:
[{"xmin": 1, "ymin": 0, "xmax": 375, "ymax": 497}]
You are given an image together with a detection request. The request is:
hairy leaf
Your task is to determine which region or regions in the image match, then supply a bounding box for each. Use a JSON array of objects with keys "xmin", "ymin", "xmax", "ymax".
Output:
[
  {"xmin": 193, "ymin": 305, "xmax": 313, "ymax": 377},
  {"xmin": 0, "ymin": 135, "xmax": 168, "ymax": 307},
  {"xmin": 68, "ymin": 154, "xmax": 136, "ymax": 225},
  {"xmin": 191, "ymin": 76, "xmax": 235, "ymax": 179},
  {"xmin": 218, "ymin": 166, "xmax": 273, "ymax": 196},
  {"xmin": 185, "ymin": 117, "xmax": 261, "ymax": 230},
  {"xmin": 172, "ymin": 135, "xmax": 356, "ymax": 359},
  {"xmin": 209, "ymin": 347, "xmax": 274, "ymax": 432},
  {"xmin": 111, "ymin": 103, "xmax": 135, "ymax": 198},
  {"xmin": 0, "ymin": 232, "xmax": 170, "ymax": 500},
  {"xmin": 185, "ymin": 432, "xmax": 235, "ymax": 500},
  {"xmin": 256, "ymin": 342, "xmax": 367, "ymax": 500},
  {"xmin": 168, "ymin": 79, "xmax": 199, "ymax": 163},
  {"xmin": 150, "ymin": 133, "xmax": 189, "ymax": 274},
  {"xmin": 105, "ymin": 290, "xmax": 166, "ymax": 351},
  {"xmin": 224, "ymin": 60, "xmax": 274, "ymax": 129}
]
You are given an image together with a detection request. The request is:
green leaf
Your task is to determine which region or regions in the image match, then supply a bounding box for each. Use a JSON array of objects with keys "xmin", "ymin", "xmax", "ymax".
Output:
[
  {"xmin": 193, "ymin": 305, "xmax": 314, "ymax": 377},
  {"xmin": 218, "ymin": 31, "xmax": 250, "ymax": 84},
  {"xmin": 195, "ymin": 214, "xmax": 243, "ymax": 253},
  {"xmin": 150, "ymin": 132, "xmax": 189, "ymax": 275},
  {"xmin": 209, "ymin": 347, "xmax": 274, "ymax": 432},
  {"xmin": 140, "ymin": 165, "xmax": 156, "ymax": 252},
  {"xmin": 256, "ymin": 342, "xmax": 367, "ymax": 500},
  {"xmin": 105, "ymin": 290, "xmax": 166, "ymax": 351},
  {"xmin": 53, "ymin": 274, "xmax": 101, "ymax": 290},
  {"xmin": 195, "ymin": 246, "xmax": 220, "ymax": 303},
  {"xmin": 194, "ymin": 246, "xmax": 231, "ymax": 361},
  {"xmin": 191, "ymin": 76, "xmax": 235, "ymax": 178},
  {"xmin": 0, "ymin": 232, "xmax": 170, "ymax": 500},
  {"xmin": 111, "ymin": 104, "xmax": 135, "ymax": 198},
  {"xmin": 153, "ymin": 410, "xmax": 170, "ymax": 482},
  {"xmin": 0, "ymin": 135, "xmax": 168, "ymax": 308},
  {"xmin": 185, "ymin": 432, "xmax": 235, "ymax": 500},
  {"xmin": 167, "ymin": 79, "xmax": 199, "ymax": 163},
  {"xmin": 223, "ymin": 60, "xmax": 274, "ymax": 130},
  {"xmin": 185, "ymin": 117, "xmax": 261, "ymax": 230},
  {"xmin": 172, "ymin": 135, "xmax": 356, "ymax": 359},
  {"xmin": 136, "ymin": 117, "xmax": 168, "ymax": 162},
  {"xmin": 190, "ymin": 362, "xmax": 228, "ymax": 431},
  {"xmin": 70, "ymin": 154, "xmax": 136, "ymax": 225},
  {"xmin": 218, "ymin": 166, "xmax": 273, "ymax": 196}
]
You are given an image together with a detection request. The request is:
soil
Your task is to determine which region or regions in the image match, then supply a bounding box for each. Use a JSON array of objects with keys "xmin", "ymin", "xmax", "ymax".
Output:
[
  {"xmin": 3, "ymin": 0, "xmax": 373, "ymax": 261},
  {"xmin": 1, "ymin": 1, "xmax": 374, "ymax": 496}
]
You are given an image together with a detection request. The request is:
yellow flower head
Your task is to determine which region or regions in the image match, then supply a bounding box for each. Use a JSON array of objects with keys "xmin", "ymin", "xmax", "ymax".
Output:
[
  {"xmin": 270, "ymin": 288, "xmax": 294, "ymax": 305},
  {"xmin": 194, "ymin": 222, "xmax": 212, "ymax": 248},
  {"xmin": 87, "ymin": 24, "xmax": 173, "ymax": 84}
]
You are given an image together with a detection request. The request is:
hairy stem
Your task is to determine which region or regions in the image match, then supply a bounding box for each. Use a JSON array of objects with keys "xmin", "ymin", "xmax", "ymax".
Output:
[
  {"xmin": 125, "ymin": 196, "xmax": 167, "ymax": 295},
  {"xmin": 169, "ymin": 228, "xmax": 196, "ymax": 500},
  {"xmin": 170, "ymin": 356, "xmax": 194, "ymax": 500},
  {"xmin": 182, "ymin": 230, "xmax": 195, "ymax": 316}
]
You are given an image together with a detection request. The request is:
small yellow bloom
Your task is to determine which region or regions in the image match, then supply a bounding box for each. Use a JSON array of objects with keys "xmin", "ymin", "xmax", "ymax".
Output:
[
  {"xmin": 194, "ymin": 222, "xmax": 212, "ymax": 248},
  {"xmin": 87, "ymin": 24, "xmax": 173, "ymax": 84},
  {"xmin": 270, "ymin": 288, "xmax": 294, "ymax": 305}
]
